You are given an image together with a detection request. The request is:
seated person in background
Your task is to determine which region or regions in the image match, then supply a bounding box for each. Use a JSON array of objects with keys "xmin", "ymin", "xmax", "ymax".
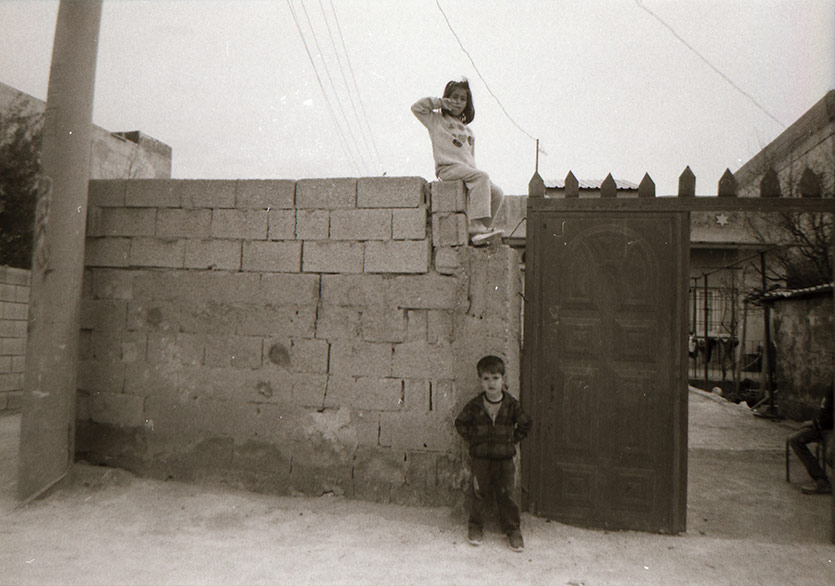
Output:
[{"xmin": 788, "ymin": 385, "xmax": 833, "ymax": 495}]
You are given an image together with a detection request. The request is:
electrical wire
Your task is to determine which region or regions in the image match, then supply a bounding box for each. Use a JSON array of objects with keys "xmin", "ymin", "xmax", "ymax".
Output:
[
  {"xmin": 635, "ymin": 0, "xmax": 787, "ymax": 129},
  {"xmin": 287, "ymin": 0, "xmax": 361, "ymax": 174},
  {"xmin": 299, "ymin": 0, "xmax": 371, "ymax": 174},
  {"xmin": 317, "ymin": 0, "xmax": 382, "ymax": 174},
  {"xmin": 328, "ymin": 0, "xmax": 385, "ymax": 173},
  {"xmin": 434, "ymin": 0, "xmax": 541, "ymax": 147}
]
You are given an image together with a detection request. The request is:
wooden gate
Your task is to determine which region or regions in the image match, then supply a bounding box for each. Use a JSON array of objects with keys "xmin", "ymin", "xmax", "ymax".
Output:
[
  {"xmin": 521, "ymin": 169, "xmax": 835, "ymax": 535},
  {"xmin": 522, "ymin": 202, "xmax": 689, "ymax": 533}
]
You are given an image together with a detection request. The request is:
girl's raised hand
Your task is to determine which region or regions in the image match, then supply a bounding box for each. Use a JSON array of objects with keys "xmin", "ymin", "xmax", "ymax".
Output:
[{"xmin": 440, "ymin": 97, "xmax": 452, "ymax": 110}]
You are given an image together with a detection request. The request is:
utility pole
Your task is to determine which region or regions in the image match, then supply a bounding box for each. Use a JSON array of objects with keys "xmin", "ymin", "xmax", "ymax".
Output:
[{"xmin": 17, "ymin": 0, "xmax": 103, "ymax": 502}]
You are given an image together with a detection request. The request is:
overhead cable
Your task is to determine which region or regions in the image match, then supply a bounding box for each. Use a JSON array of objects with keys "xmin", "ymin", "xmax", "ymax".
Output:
[
  {"xmin": 299, "ymin": 0, "xmax": 371, "ymax": 174},
  {"xmin": 635, "ymin": 0, "xmax": 787, "ymax": 129},
  {"xmin": 328, "ymin": 0, "xmax": 385, "ymax": 173},
  {"xmin": 318, "ymin": 0, "xmax": 382, "ymax": 174},
  {"xmin": 287, "ymin": 0, "xmax": 361, "ymax": 174},
  {"xmin": 435, "ymin": 0, "xmax": 542, "ymax": 149}
]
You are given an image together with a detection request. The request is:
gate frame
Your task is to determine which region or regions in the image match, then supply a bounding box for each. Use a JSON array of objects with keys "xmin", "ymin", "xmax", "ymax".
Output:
[{"xmin": 521, "ymin": 170, "xmax": 835, "ymax": 538}]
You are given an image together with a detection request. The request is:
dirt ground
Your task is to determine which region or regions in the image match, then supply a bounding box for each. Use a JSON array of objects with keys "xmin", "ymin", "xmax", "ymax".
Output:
[{"xmin": 1, "ymin": 388, "xmax": 833, "ymax": 586}]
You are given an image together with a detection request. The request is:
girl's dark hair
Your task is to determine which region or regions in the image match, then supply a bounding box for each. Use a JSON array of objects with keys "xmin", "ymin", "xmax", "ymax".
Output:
[{"xmin": 442, "ymin": 79, "xmax": 475, "ymax": 124}]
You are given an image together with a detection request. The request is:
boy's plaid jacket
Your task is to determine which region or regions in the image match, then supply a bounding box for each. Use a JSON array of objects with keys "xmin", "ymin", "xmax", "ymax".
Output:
[{"xmin": 454, "ymin": 390, "xmax": 532, "ymax": 460}]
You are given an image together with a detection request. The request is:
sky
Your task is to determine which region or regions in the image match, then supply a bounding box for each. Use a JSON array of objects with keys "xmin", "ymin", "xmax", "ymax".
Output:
[{"xmin": 0, "ymin": 0, "xmax": 833, "ymax": 196}]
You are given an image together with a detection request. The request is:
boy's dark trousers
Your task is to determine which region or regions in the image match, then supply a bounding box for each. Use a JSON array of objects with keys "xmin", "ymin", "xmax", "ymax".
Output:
[{"xmin": 469, "ymin": 458, "xmax": 520, "ymax": 534}]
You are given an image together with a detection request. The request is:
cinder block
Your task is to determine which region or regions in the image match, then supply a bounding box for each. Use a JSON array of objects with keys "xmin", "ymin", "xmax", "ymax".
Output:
[
  {"xmin": 405, "ymin": 310, "xmax": 427, "ymax": 342},
  {"xmin": 242, "ymin": 240, "xmax": 301, "ymax": 272},
  {"xmin": 237, "ymin": 306, "xmax": 317, "ymax": 338},
  {"xmin": 433, "ymin": 246, "xmax": 461, "ymax": 275},
  {"xmin": 288, "ymin": 338, "xmax": 330, "ymax": 373},
  {"xmin": 178, "ymin": 180, "xmax": 237, "ymax": 208},
  {"xmin": 314, "ymin": 304, "xmax": 361, "ymax": 340},
  {"xmin": 330, "ymin": 209, "xmax": 391, "ymax": 240},
  {"xmin": 430, "ymin": 180, "xmax": 466, "ymax": 212},
  {"xmin": 76, "ymin": 359, "xmax": 125, "ymax": 393},
  {"xmin": 91, "ymin": 208, "xmax": 157, "ymax": 237},
  {"xmin": 184, "ymin": 239, "xmax": 242, "ymax": 271},
  {"xmin": 1, "ymin": 302, "xmax": 27, "ymax": 321},
  {"xmin": 432, "ymin": 213, "xmax": 468, "ymax": 247},
  {"xmin": 0, "ymin": 356, "xmax": 11, "ymax": 374},
  {"xmin": 13, "ymin": 285, "xmax": 29, "ymax": 303},
  {"xmin": 320, "ymin": 274, "xmax": 385, "ymax": 307},
  {"xmin": 0, "ymin": 373, "xmax": 21, "ymax": 392},
  {"xmin": 303, "ymin": 241, "xmax": 364, "ymax": 273},
  {"xmin": 357, "ymin": 177, "xmax": 426, "ymax": 208},
  {"xmin": 204, "ymin": 335, "xmax": 263, "ymax": 368},
  {"xmin": 0, "ymin": 338, "xmax": 24, "ymax": 356},
  {"xmin": 91, "ymin": 269, "xmax": 135, "ymax": 300},
  {"xmin": 147, "ymin": 333, "xmax": 205, "ymax": 366},
  {"xmin": 80, "ymin": 299, "xmax": 128, "ymax": 331},
  {"xmin": 90, "ymin": 391, "xmax": 146, "ymax": 427},
  {"xmin": 0, "ymin": 266, "xmax": 30, "ymax": 286},
  {"xmin": 427, "ymin": 311, "xmax": 454, "ymax": 344},
  {"xmin": 133, "ymin": 271, "xmax": 261, "ymax": 305},
  {"xmin": 379, "ymin": 411, "xmax": 454, "ymax": 451},
  {"xmin": 211, "ymin": 209, "xmax": 268, "ymax": 240},
  {"xmin": 125, "ymin": 179, "xmax": 182, "ymax": 208},
  {"xmin": 0, "ymin": 284, "xmax": 14, "ymax": 302},
  {"xmin": 11, "ymin": 356, "xmax": 25, "ymax": 373},
  {"xmin": 88, "ymin": 180, "xmax": 127, "ymax": 207},
  {"xmin": 236, "ymin": 180, "xmax": 295, "ymax": 209},
  {"xmin": 329, "ymin": 340, "xmax": 392, "ymax": 376},
  {"xmin": 296, "ymin": 178, "xmax": 357, "ymax": 209},
  {"xmin": 360, "ymin": 307, "xmax": 407, "ymax": 343},
  {"xmin": 5, "ymin": 390, "xmax": 23, "ymax": 411},
  {"xmin": 257, "ymin": 274, "xmax": 321, "ymax": 306},
  {"xmin": 296, "ymin": 210, "xmax": 329, "ymax": 240},
  {"xmin": 156, "ymin": 208, "xmax": 211, "ymax": 239},
  {"xmin": 391, "ymin": 341, "xmax": 454, "ymax": 379},
  {"xmin": 355, "ymin": 411, "xmax": 380, "ymax": 446},
  {"xmin": 291, "ymin": 373, "xmax": 331, "ymax": 409},
  {"xmin": 427, "ymin": 380, "xmax": 457, "ymax": 418},
  {"xmin": 364, "ymin": 240, "xmax": 429, "ymax": 274},
  {"xmin": 387, "ymin": 274, "xmax": 460, "ymax": 309},
  {"xmin": 85, "ymin": 237, "xmax": 131, "ymax": 267},
  {"xmin": 128, "ymin": 299, "xmax": 237, "ymax": 335},
  {"xmin": 328, "ymin": 375, "xmax": 402, "ymax": 411},
  {"xmin": 393, "ymin": 207, "xmax": 427, "ymax": 240},
  {"xmin": 403, "ymin": 378, "xmax": 430, "ymax": 411},
  {"xmin": 268, "ymin": 210, "xmax": 296, "ymax": 240},
  {"xmin": 129, "ymin": 238, "xmax": 185, "ymax": 268},
  {"xmin": 90, "ymin": 330, "xmax": 146, "ymax": 363}
]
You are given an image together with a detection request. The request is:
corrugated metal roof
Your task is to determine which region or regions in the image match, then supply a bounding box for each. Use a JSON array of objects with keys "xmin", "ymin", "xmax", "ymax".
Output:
[
  {"xmin": 544, "ymin": 178, "xmax": 639, "ymax": 190},
  {"xmin": 759, "ymin": 282, "xmax": 833, "ymax": 302}
]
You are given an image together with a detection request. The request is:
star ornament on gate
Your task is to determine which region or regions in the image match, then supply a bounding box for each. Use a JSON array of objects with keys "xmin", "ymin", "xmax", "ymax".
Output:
[{"xmin": 715, "ymin": 213, "xmax": 730, "ymax": 226}]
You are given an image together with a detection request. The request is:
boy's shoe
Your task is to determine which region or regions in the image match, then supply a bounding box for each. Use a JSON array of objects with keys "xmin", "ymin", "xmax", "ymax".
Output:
[
  {"xmin": 470, "ymin": 229, "xmax": 503, "ymax": 246},
  {"xmin": 801, "ymin": 479, "xmax": 832, "ymax": 494},
  {"xmin": 507, "ymin": 531, "xmax": 524, "ymax": 552},
  {"xmin": 467, "ymin": 525, "xmax": 483, "ymax": 546}
]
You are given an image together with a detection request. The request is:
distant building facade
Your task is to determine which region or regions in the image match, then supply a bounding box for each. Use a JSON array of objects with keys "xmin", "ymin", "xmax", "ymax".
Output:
[{"xmin": 0, "ymin": 81, "xmax": 172, "ymax": 180}]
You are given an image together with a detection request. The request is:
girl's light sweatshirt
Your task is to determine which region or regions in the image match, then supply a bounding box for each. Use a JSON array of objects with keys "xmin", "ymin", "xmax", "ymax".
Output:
[{"xmin": 411, "ymin": 96, "xmax": 476, "ymax": 174}]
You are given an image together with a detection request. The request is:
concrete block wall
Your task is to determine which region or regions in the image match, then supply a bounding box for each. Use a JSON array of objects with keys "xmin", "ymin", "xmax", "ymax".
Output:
[
  {"xmin": 77, "ymin": 177, "xmax": 522, "ymax": 507},
  {"xmin": 0, "ymin": 266, "xmax": 30, "ymax": 412}
]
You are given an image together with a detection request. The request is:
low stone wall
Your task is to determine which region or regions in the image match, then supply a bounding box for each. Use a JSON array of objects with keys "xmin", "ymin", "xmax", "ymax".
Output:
[
  {"xmin": 76, "ymin": 177, "xmax": 521, "ymax": 506},
  {"xmin": 0, "ymin": 265, "xmax": 29, "ymax": 412},
  {"xmin": 770, "ymin": 291, "xmax": 834, "ymax": 420}
]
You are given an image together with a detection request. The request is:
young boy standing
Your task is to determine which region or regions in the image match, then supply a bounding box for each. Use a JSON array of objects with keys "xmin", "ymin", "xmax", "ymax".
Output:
[{"xmin": 454, "ymin": 355, "xmax": 532, "ymax": 552}]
